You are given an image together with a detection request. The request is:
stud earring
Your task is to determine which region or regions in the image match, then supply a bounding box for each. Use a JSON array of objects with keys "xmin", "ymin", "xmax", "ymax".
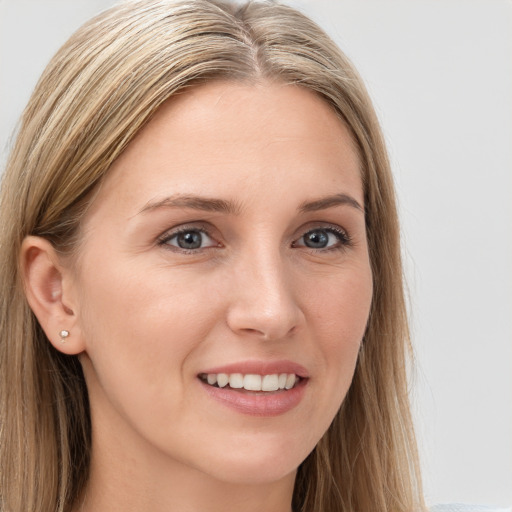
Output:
[{"xmin": 60, "ymin": 330, "xmax": 70, "ymax": 343}]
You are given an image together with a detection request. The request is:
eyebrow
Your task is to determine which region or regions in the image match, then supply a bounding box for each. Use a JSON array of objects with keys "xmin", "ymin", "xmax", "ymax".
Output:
[
  {"xmin": 299, "ymin": 193, "xmax": 363, "ymax": 213},
  {"xmin": 139, "ymin": 192, "xmax": 363, "ymax": 216},
  {"xmin": 139, "ymin": 194, "xmax": 242, "ymax": 215}
]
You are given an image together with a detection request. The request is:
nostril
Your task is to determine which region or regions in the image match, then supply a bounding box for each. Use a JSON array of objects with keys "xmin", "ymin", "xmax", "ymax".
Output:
[
  {"xmin": 241, "ymin": 327, "xmax": 266, "ymax": 336},
  {"xmin": 235, "ymin": 324, "xmax": 298, "ymax": 341}
]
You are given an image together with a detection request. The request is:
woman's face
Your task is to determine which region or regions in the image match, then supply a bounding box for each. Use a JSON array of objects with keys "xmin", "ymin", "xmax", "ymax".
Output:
[{"xmin": 72, "ymin": 81, "xmax": 373, "ymax": 484}]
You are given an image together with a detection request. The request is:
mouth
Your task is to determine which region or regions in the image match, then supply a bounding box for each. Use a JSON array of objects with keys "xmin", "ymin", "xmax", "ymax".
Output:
[
  {"xmin": 197, "ymin": 363, "xmax": 309, "ymax": 416},
  {"xmin": 197, "ymin": 360, "xmax": 309, "ymax": 416},
  {"xmin": 198, "ymin": 372, "xmax": 303, "ymax": 393}
]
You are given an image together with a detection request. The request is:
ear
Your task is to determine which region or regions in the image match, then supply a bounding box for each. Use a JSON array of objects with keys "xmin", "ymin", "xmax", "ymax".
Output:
[{"xmin": 20, "ymin": 236, "xmax": 85, "ymax": 355}]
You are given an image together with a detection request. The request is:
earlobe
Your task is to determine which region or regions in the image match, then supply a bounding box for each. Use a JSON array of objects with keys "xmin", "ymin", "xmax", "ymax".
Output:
[{"xmin": 20, "ymin": 236, "xmax": 85, "ymax": 355}]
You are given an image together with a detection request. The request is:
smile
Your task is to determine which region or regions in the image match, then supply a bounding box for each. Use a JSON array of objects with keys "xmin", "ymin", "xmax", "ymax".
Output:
[
  {"xmin": 199, "ymin": 372, "xmax": 300, "ymax": 392},
  {"xmin": 197, "ymin": 361, "xmax": 309, "ymax": 416}
]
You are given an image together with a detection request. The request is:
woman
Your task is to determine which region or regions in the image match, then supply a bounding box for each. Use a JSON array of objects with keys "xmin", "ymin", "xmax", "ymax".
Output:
[{"xmin": 0, "ymin": 1, "xmax": 424, "ymax": 511}]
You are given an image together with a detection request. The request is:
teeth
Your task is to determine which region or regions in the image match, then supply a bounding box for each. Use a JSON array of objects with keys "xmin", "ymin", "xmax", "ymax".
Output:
[
  {"xmin": 202, "ymin": 372, "xmax": 298, "ymax": 391},
  {"xmin": 217, "ymin": 373, "xmax": 229, "ymax": 388},
  {"xmin": 262, "ymin": 374, "xmax": 279, "ymax": 391},
  {"xmin": 285, "ymin": 373, "xmax": 296, "ymax": 389},
  {"xmin": 244, "ymin": 374, "xmax": 262, "ymax": 391},
  {"xmin": 229, "ymin": 373, "xmax": 244, "ymax": 389}
]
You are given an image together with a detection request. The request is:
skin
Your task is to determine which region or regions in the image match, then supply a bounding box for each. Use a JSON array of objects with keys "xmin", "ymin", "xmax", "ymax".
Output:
[{"xmin": 22, "ymin": 81, "xmax": 373, "ymax": 512}]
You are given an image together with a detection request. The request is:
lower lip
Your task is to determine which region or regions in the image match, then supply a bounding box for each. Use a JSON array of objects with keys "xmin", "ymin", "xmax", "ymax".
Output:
[{"xmin": 199, "ymin": 378, "xmax": 308, "ymax": 417}]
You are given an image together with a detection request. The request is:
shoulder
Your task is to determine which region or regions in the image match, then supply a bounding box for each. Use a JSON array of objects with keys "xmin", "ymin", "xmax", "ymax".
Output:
[{"xmin": 430, "ymin": 504, "xmax": 511, "ymax": 512}]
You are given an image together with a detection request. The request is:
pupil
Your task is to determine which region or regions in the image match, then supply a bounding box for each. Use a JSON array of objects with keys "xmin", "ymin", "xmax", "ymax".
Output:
[
  {"xmin": 305, "ymin": 230, "xmax": 328, "ymax": 248},
  {"xmin": 177, "ymin": 231, "xmax": 202, "ymax": 249}
]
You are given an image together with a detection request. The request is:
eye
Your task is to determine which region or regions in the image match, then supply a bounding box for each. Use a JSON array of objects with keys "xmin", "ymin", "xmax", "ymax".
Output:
[
  {"xmin": 293, "ymin": 227, "xmax": 351, "ymax": 250},
  {"xmin": 159, "ymin": 228, "xmax": 218, "ymax": 251}
]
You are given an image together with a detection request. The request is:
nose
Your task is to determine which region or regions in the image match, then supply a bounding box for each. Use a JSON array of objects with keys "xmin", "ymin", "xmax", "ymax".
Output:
[{"xmin": 225, "ymin": 248, "xmax": 304, "ymax": 341}]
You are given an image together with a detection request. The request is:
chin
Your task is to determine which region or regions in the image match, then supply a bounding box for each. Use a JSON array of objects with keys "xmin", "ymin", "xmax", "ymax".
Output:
[
  {"xmin": 194, "ymin": 434, "xmax": 311, "ymax": 485},
  {"xmin": 208, "ymin": 459, "xmax": 299, "ymax": 486}
]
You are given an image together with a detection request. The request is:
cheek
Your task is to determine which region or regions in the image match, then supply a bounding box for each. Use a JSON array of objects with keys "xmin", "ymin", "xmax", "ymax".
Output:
[
  {"xmin": 75, "ymin": 261, "xmax": 219, "ymax": 402},
  {"xmin": 303, "ymin": 263, "xmax": 372, "ymax": 401},
  {"xmin": 76, "ymin": 263, "xmax": 228, "ymax": 455},
  {"xmin": 308, "ymin": 263, "xmax": 373, "ymax": 345},
  {"xmin": 78, "ymin": 258, "xmax": 216, "ymax": 340}
]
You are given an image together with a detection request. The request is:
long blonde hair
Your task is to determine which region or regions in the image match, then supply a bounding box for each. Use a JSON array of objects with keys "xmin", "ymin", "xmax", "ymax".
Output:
[{"xmin": 0, "ymin": 1, "xmax": 425, "ymax": 511}]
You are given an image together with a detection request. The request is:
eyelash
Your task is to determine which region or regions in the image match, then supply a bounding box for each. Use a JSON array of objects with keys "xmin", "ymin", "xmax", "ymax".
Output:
[
  {"xmin": 157, "ymin": 225, "xmax": 218, "ymax": 254},
  {"xmin": 157, "ymin": 224, "xmax": 353, "ymax": 253},
  {"xmin": 292, "ymin": 226, "xmax": 353, "ymax": 252}
]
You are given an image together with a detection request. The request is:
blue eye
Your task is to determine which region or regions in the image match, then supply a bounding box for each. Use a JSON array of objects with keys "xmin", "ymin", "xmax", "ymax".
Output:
[
  {"xmin": 162, "ymin": 228, "xmax": 217, "ymax": 251},
  {"xmin": 295, "ymin": 227, "xmax": 350, "ymax": 250}
]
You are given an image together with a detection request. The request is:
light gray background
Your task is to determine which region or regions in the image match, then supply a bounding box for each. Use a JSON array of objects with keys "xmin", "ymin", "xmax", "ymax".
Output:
[{"xmin": 1, "ymin": 0, "xmax": 511, "ymax": 507}]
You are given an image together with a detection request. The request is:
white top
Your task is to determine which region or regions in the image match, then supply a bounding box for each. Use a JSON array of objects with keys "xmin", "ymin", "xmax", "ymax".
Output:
[{"xmin": 431, "ymin": 505, "xmax": 511, "ymax": 512}]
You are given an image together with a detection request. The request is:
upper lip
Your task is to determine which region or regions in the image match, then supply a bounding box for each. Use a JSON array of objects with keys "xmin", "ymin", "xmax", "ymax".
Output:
[{"xmin": 199, "ymin": 360, "xmax": 309, "ymax": 379}]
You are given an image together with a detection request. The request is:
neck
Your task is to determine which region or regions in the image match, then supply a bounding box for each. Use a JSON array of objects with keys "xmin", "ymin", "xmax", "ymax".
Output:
[
  {"xmin": 76, "ymin": 403, "xmax": 296, "ymax": 512},
  {"xmin": 79, "ymin": 452, "xmax": 295, "ymax": 512}
]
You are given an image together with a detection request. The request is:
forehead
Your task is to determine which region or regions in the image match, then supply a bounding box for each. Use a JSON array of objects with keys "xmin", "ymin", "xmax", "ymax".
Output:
[{"xmin": 90, "ymin": 81, "xmax": 363, "ymax": 216}]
